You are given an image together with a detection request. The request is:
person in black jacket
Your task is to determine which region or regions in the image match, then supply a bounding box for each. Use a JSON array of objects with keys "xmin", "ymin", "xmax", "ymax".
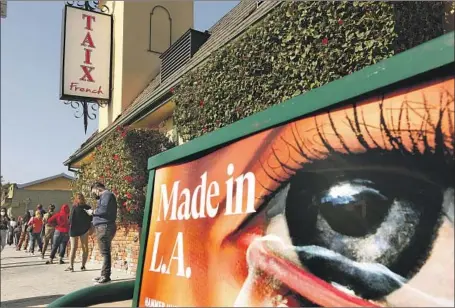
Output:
[
  {"xmin": 66, "ymin": 193, "xmax": 92, "ymax": 272},
  {"xmin": 86, "ymin": 182, "xmax": 117, "ymax": 284},
  {"xmin": 1, "ymin": 207, "xmax": 10, "ymax": 252}
]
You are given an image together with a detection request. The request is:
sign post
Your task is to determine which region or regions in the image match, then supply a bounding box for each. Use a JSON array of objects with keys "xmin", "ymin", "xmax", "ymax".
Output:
[{"xmin": 60, "ymin": 1, "xmax": 112, "ymax": 133}]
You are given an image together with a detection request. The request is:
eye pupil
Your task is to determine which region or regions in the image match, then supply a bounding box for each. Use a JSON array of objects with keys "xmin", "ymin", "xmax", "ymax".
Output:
[{"xmin": 317, "ymin": 180, "xmax": 390, "ymax": 237}]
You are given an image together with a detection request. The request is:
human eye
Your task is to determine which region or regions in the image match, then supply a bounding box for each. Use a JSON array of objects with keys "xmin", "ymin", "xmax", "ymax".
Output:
[{"xmin": 232, "ymin": 86, "xmax": 454, "ymax": 307}]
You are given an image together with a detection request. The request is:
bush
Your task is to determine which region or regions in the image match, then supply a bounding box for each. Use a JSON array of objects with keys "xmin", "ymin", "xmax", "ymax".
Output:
[
  {"xmin": 72, "ymin": 127, "xmax": 175, "ymax": 225},
  {"xmin": 173, "ymin": 1, "xmax": 444, "ymax": 141}
]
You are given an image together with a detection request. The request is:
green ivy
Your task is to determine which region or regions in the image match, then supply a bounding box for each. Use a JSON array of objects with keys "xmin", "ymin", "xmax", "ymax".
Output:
[
  {"xmin": 173, "ymin": 1, "xmax": 444, "ymax": 141},
  {"xmin": 72, "ymin": 127, "xmax": 175, "ymax": 225}
]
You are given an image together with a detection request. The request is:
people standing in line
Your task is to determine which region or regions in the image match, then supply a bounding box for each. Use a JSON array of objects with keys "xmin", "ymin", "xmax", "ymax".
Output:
[
  {"xmin": 17, "ymin": 211, "xmax": 31, "ymax": 251},
  {"xmin": 66, "ymin": 193, "xmax": 92, "ymax": 272},
  {"xmin": 41, "ymin": 204, "xmax": 56, "ymax": 259},
  {"xmin": 45, "ymin": 204, "xmax": 70, "ymax": 265},
  {"xmin": 0, "ymin": 207, "xmax": 10, "ymax": 252},
  {"xmin": 86, "ymin": 182, "xmax": 117, "ymax": 284},
  {"xmin": 27, "ymin": 210, "xmax": 44, "ymax": 255}
]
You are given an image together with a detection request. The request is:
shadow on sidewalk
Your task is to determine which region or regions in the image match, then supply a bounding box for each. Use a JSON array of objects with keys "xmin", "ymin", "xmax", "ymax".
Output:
[
  {"xmin": 1, "ymin": 262, "xmax": 49, "ymax": 269},
  {"xmin": 0, "ymin": 294, "xmax": 65, "ymax": 307}
]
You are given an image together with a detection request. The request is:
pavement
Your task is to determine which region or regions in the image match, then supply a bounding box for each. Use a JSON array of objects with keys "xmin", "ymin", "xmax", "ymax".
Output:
[{"xmin": 1, "ymin": 245, "xmax": 134, "ymax": 307}]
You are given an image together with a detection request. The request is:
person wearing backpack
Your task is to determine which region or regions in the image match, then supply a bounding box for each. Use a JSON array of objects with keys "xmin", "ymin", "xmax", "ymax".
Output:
[{"xmin": 41, "ymin": 204, "xmax": 56, "ymax": 259}]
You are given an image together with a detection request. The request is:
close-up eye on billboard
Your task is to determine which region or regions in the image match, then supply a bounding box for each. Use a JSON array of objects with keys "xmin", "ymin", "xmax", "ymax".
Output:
[{"xmin": 137, "ymin": 72, "xmax": 454, "ymax": 307}]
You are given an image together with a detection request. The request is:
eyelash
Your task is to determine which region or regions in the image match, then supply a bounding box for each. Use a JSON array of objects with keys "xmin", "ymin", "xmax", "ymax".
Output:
[{"xmin": 259, "ymin": 90, "xmax": 454, "ymax": 195}]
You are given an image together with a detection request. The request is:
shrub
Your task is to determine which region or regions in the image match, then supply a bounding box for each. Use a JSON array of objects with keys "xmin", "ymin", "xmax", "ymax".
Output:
[{"xmin": 72, "ymin": 127, "xmax": 175, "ymax": 225}]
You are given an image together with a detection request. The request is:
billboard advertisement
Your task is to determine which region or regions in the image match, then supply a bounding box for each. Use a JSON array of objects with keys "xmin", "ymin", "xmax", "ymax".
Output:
[
  {"xmin": 138, "ymin": 75, "xmax": 454, "ymax": 307},
  {"xmin": 60, "ymin": 5, "xmax": 112, "ymax": 101}
]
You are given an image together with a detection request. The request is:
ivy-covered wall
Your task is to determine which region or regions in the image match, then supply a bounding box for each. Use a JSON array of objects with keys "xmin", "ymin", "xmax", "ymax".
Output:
[
  {"xmin": 173, "ymin": 1, "xmax": 445, "ymax": 141},
  {"xmin": 72, "ymin": 127, "xmax": 175, "ymax": 224}
]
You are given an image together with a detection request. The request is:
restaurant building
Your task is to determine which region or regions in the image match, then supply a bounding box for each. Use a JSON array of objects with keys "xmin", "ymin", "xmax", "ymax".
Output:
[
  {"xmin": 63, "ymin": 0, "xmax": 280, "ymax": 169},
  {"xmin": 61, "ymin": 0, "xmax": 453, "ymax": 273},
  {"xmin": 63, "ymin": 0, "xmax": 454, "ymax": 170}
]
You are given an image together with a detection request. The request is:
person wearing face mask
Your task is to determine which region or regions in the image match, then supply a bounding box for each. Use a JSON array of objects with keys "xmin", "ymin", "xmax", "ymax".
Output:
[
  {"xmin": 85, "ymin": 182, "xmax": 117, "ymax": 284},
  {"xmin": 1, "ymin": 207, "xmax": 11, "ymax": 252}
]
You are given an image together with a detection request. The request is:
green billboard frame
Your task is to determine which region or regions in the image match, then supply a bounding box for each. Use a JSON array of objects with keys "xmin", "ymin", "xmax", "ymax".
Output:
[{"xmin": 132, "ymin": 32, "xmax": 454, "ymax": 307}]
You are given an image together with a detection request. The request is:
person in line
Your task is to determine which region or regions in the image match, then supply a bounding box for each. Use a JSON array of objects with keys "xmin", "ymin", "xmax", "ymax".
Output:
[
  {"xmin": 7, "ymin": 217, "xmax": 16, "ymax": 246},
  {"xmin": 13, "ymin": 216, "xmax": 22, "ymax": 246},
  {"xmin": 0, "ymin": 207, "xmax": 10, "ymax": 252},
  {"xmin": 41, "ymin": 204, "xmax": 56, "ymax": 259},
  {"xmin": 36, "ymin": 204, "xmax": 46, "ymax": 217},
  {"xmin": 27, "ymin": 210, "xmax": 44, "ymax": 255},
  {"xmin": 66, "ymin": 193, "xmax": 92, "ymax": 272},
  {"xmin": 45, "ymin": 204, "xmax": 70, "ymax": 265},
  {"xmin": 86, "ymin": 182, "xmax": 117, "ymax": 284},
  {"xmin": 17, "ymin": 211, "xmax": 31, "ymax": 251}
]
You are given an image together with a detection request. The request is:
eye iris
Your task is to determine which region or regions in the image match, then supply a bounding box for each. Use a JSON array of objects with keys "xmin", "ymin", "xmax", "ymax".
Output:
[{"xmin": 317, "ymin": 180, "xmax": 390, "ymax": 237}]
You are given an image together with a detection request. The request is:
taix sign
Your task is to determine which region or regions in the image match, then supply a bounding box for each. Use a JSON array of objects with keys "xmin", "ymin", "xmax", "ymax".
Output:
[{"xmin": 60, "ymin": 5, "xmax": 112, "ymax": 101}]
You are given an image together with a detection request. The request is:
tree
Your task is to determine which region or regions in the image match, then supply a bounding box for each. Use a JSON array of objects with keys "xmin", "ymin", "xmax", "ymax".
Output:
[{"xmin": 1, "ymin": 175, "xmax": 11, "ymax": 201}]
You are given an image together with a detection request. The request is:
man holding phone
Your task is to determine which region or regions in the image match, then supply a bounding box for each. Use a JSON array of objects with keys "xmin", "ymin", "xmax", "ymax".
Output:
[{"xmin": 85, "ymin": 182, "xmax": 117, "ymax": 284}]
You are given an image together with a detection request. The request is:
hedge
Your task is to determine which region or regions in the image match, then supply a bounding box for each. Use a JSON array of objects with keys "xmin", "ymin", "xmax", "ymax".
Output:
[
  {"xmin": 173, "ymin": 1, "xmax": 445, "ymax": 141},
  {"xmin": 72, "ymin": 127, "xmax": 175, "ymax": 225}
]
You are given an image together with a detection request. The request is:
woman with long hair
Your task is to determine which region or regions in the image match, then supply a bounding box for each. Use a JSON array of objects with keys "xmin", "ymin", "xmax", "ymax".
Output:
[
  {"xmin": 45, "ymin": 204, "xmax": 70, "ymax": 265},
  {"xmin": 17, "ymin": 211, "xmax": 31, "ymax": 251},
  {"xmin": 66, "ymin": 193, "xmax": 92, "ymax": 272},
  {"xmin": 27, "ymin": 210, "xmax": 44, "ymax": 255},
  {"xmin": 0, "ymin": 207, "xmax": 10, "ymax": 252}
]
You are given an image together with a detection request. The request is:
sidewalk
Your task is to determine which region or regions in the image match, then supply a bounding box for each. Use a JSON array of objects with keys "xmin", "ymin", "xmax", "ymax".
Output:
[{"xmin": 1, "ymin": 245, "xmax": 134, "ymax": 307}]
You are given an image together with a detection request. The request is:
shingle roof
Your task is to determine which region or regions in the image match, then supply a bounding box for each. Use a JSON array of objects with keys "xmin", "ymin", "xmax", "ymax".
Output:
[
  {"xmin": 65, "ymin": 0, "xmax": 281, "ymax": 166},
  {"xmin": 17, "ymin": 173, "xmax": 75, "ymax": 189}
]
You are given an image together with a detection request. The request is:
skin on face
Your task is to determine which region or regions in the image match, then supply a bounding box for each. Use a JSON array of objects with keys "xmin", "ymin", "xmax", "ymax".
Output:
[{"xmin": 139, "ymin": 77, "xmax": 454, "ymax": 307}]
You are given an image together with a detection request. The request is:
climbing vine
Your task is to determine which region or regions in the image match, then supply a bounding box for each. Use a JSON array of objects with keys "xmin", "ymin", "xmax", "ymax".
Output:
[
  {"xmin": 173, "ymin": 1, "xmax": 444, "ymax": 141},
  {"xmin": 72, "ymin": 127, "xmax": 175, "ymax": 225}
]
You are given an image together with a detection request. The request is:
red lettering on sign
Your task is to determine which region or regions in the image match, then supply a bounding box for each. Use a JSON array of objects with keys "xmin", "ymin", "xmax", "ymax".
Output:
[
  {"xmin": 81, "ymin": 32, "xmax": 95, "ymax": 48},
  {"xmin": 84, "ymin": 48, "xmax": 92, "ymax": 65},
  {"xmin": 80, "ymin": 65, "xmax": 95, "ymax": 82},
  {"xmin": 82, "ymin": 14, "xmax": 96, "ymax": 31},
  {"xmin": 70, "ymin": 82, "xmax": 104, "ymax": 95}
]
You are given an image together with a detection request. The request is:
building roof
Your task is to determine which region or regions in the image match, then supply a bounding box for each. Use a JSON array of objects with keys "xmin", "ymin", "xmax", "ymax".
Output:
[
  {"xmin": 64, "ymin": 0, "xmax": 281, "ymax": 167},
  {"xmin": 17, "ymin": 173, "xmax": 75, "ymax": 189}
]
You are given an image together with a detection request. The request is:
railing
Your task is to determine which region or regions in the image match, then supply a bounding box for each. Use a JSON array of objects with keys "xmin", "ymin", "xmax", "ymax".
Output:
[{"xmin": 47, "ymin": 280, "xmax": 134, "ymax": 307}]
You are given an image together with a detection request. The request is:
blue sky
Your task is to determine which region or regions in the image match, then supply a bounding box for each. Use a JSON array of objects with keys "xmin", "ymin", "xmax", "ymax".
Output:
[{"xmin": 1, "ymin": 1, "xmax": 238, "ymax": 184}]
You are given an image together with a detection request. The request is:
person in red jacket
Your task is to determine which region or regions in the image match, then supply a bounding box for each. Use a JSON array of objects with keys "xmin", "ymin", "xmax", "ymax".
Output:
[{"xmin": 45, "ymin": 204, "xmax": 70, "ymax": 265}]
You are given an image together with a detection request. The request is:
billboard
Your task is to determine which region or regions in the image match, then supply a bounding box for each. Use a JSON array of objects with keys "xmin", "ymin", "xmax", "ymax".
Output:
[
  {"xmin": 60, "ymin": 5, "xmax": 112, "ymax": 101},
  {"xmin": 137, "ymin": 74, "xmax": 454, "ymax": 307}
]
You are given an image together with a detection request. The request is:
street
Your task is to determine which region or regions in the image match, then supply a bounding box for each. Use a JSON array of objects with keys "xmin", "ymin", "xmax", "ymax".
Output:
[{"xmin": 1, "ymin": 245, "xmax": 134, "ymax": 307}]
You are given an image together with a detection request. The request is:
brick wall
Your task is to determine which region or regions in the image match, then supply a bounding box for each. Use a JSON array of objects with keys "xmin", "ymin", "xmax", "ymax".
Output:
[{"xmin": 67, "ymin": 223, "xmax": 141, "ymax": 274}]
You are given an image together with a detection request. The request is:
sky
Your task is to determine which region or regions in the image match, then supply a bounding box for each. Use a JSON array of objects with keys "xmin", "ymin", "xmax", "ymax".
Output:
[{"xmin": 0, "ymin": 0, "xmax": 238, "ymax": 184}]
